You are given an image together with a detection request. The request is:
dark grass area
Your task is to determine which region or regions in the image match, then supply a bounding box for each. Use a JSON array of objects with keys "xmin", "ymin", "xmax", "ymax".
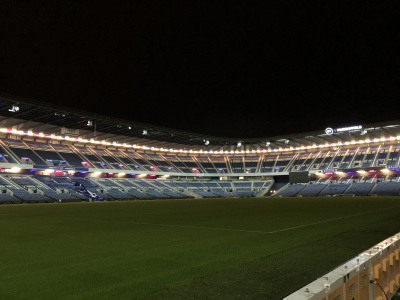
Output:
[{"xmin": 1, "ymin": 197, "xmax": 400, "ymax": 299}]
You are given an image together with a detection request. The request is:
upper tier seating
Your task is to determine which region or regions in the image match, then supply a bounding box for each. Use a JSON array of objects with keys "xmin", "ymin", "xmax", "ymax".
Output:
[{"xmin": 1, "ymin": 137, "xmax": 400, "ymax": 174}]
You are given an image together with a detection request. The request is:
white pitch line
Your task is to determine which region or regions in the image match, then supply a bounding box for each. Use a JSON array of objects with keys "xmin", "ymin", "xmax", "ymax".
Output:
[
  {"xmin": 64, "ymin": 205, "xmax": 400, "ymax": 235},
  {"xmin": 268, "ymin": 205, "xmax": 400, "ymax": 234},
  {"xmin": 78, "ymin": 218, "xmax": 272, "ymax": 234},
  {"xmin": 74, "ymin": 211, "xmax": 366, "ymax": 234},
  {"xmin": 267, "ymin": 215, "xmax": 355, "ymax": 234}
]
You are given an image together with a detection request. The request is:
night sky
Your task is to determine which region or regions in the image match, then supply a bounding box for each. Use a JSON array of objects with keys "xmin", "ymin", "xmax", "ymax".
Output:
[{"xmin": 1, "ymin": 2, "xmax": 399, "ymax": 139}]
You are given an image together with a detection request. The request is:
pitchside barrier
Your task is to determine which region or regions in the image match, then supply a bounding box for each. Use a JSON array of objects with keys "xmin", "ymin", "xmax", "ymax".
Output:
[{"xmin": 283, "ymin": 233, "xmax": 400, "ymax": 300}]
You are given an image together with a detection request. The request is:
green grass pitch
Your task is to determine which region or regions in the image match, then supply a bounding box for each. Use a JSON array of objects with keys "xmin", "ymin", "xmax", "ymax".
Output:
[{"xmin": 2, "ymin": 196, "xmax": 400, "ymax": 300}]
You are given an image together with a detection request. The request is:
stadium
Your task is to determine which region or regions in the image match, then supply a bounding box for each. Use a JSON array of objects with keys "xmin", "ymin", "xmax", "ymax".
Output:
[{"xmin": 1, "ymin": 93, "xmax": 400, "ymax": 299}]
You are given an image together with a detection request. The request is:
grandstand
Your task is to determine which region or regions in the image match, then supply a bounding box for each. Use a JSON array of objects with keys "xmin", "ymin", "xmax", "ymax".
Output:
[{"xmin": 0, "ymin": 93, "xmax": 400, "ymax": 202}]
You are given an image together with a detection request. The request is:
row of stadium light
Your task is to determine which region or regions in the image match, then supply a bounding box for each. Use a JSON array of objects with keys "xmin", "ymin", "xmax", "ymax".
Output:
[
  {"xmin": 1, "ymin": 167, "xmax": 166, "ymax": 179},
  {"xmin": 1, "ymin": 127, "xmax": 400, "ymax": 154},
  {"xmin": 317, "ymin": 168, "xmax": 398, "ymax": 175}
]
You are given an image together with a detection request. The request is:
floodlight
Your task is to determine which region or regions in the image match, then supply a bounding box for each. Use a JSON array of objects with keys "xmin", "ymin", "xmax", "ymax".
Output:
[
  {"xmin": 360, "ymin": 130, "xmax": 367, "ymax": 135},
  {"xmin": 8, "ymin": 105, "xmax": 19, "ymax": 112},
  {"xmin": 142, "ymin": 130, "xmax": 148, "ymax": 135},
  {"xmin": 204, "ymin": 139, "xmax": 210, "ymax": 145},
  {"xmin": 87, "ymin": 120, "xmax": 93, "ymax": 126},
  {"xmin": 265, "ymin": 141, "xmax": 270, "ymax": 146},
  {"xmin": 325, "ymin": 127, "xmax": 334, "ymax": 135},
  {"xmin": 284, "ymin": 139, "xmax": 289, "ymax": 144},
  {"xmin": 237, "ymin": 142, "xmax": 242, "ymax": 147}
]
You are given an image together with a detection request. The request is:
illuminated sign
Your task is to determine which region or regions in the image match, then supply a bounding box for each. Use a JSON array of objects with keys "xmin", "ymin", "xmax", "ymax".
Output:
[
  {"xmin": 322, "ymin": 169, "xmax": 336, "ymax": 173},
  {"xmin": 325, "ymin": 125, "xmax": 362, "ymax": 135},
  {"xmin": 33, "ymin": 165, "xmax": 88, "ymax": 171},
  {"xmin": 387, "ymin": 165, "xmax": 400, "ymax": 169}
]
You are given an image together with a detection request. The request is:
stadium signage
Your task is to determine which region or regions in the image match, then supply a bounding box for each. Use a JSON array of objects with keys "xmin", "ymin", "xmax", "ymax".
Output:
[
  {"xmin": 322, "ymin": 169, "xmax": 336, "ymax": 173},
  {"xmin": 33, "ymin": 165, "xmax": 89, "ymax": 171},
  {"xmin": 387, "ymin": 165, "xmax": 400, "ymax": 169},
  {"xmin": 325, "ymin": 125, "xmax": 362, "ymax": 135},
  {"xmin": 60, "ymin": 127, "xmax": 79, "ymax": 137}
]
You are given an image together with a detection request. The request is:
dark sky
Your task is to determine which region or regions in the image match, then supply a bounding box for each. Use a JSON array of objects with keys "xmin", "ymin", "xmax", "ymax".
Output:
[{"xmin": 1, "ymin": 2, "xmax": 400, "ymax": 139}]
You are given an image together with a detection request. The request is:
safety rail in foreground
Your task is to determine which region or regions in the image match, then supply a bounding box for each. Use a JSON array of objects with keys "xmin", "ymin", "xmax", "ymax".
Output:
[{"xmin": 284, "ymin": 232, "xmax": 400, "ymax": 300}]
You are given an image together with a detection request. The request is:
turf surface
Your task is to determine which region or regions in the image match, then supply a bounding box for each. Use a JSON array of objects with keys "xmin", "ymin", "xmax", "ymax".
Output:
[{"xmin": 1, "ymin": 196, "xmax": 400, "ymax": 299}]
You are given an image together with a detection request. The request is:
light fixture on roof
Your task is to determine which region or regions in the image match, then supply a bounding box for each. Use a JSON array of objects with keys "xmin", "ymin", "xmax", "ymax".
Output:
[
  {"xmin": 9, "ymin": 105, "xmax": 19, "ymax": 112},
  {"xmin": 87, "ymin": 120, "xmax": 93, "ymax": 126},
  {"xmin": 204, "ymin": 139, "xmax": 210, "ymax": 145},
  {"xmin": 325, "ymin": 127, "xmax": 334, "ymax": 135},
  {"xmin": 237, "ymin": 142, "xmax": 242, "ymax": 147},
  {"xmin": 142, "ymin": 130, "xmax": 148, "ymax": 135},
  {"xmin": 265, "ymin": 141, "xmax": 270, "ymax": 146},
  {"xmin": 284, "ymin": 139, "xmax": 290, "ymax": 144},
  {"xmin": 360, "ymin": 130, "xmax": 367, "ymax": 135}
]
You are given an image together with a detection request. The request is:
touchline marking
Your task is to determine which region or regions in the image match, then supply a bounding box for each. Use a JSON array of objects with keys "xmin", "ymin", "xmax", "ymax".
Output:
[
  {"xmin": 77, "ymin": 218, "xmax": 272, "ymax": 234},
  {"xmin": 268, "ymin": 205, "xmax": 400, "ymax": 234},
  {"xmin": 267, "ymin": 215, "xmax": 355, "ymax": 234},
  {"xmin": 74, "ymin": 206, "xmax": 393, "ymax": 235},
  {"xmin": 56, "ymin": 204, "xmax": 400, "ymax": 235}
]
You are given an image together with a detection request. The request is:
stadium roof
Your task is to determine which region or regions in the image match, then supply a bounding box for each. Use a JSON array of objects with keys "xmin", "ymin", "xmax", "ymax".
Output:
[{"xmin": 1, "ymin": 93, "xmax": 400, "ymax": 153}]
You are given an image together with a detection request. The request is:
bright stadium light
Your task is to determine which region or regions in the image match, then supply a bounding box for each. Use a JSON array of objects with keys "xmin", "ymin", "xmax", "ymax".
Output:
[
  {"xmin": 204, "ymin": 139, "xmax": 210, "ymax": 145},
  {"xmin": 142, "ymin": 130, "xmax": 148, "ymax": 135},
  {"xmin": 325, "ymin": 127, "xmax": 334, "ymax": 135},
  {"xmin": 237, "ymin": 142, "xmax": 242, "ymax": 147},
  {"xmin": 8, "ymin": 105, "xmax": 19, "ymax": 112},
  {"xmin": 265, "ymin": 141, "xmax": 270, "ymax": 146}
]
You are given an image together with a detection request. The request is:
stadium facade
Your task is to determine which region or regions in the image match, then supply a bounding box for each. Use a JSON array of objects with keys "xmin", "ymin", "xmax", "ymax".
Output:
[{"xmin": 1, "ymin": 93, "xmax": 400, "ymax": 202}]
